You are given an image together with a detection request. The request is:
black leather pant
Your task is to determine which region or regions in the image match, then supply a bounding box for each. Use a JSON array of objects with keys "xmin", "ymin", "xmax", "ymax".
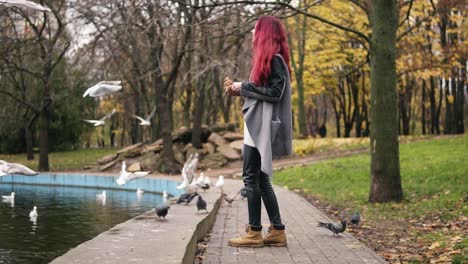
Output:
[{"xmin": 242, "ymin": 144, "xmax": 284, "ymax": 231}]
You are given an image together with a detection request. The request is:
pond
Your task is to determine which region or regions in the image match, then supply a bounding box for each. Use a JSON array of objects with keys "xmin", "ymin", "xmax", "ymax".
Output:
[{"xmin": 0, "ymin": 183, "xmax": 166, "ymax": 264}]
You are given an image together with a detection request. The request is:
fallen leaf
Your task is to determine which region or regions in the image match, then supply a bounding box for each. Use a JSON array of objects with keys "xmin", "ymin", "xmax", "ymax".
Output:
[{"xmin": 428, "ymin": 241, "xmax": 441, "ymax": 250}]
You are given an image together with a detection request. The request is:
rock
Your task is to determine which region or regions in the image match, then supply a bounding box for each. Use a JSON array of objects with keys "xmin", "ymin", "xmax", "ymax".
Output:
[
  {"xmin": 208, "ymin": 132, "xmax": 227, "ymax": 146},
  {"xmin": 141, "ymin": 143, "xmax": 163, "ymax": 154},
  {"xmin": 117, "ymin": 142, "xmax": 143, "ymax": 158},
  {"xmin": 185, "ymin": 147, "xmax": 204, "ymax": 160},
  {"xmin": 183, "ymin": 143, "xmax": 193, "ymax": 153},
  {"xmin": 97, "ymin": 153, "xmax": 118, "ymax": 165},
  {"xmin": 203, "ymin": 142, "xmax": 216, "ymax": 154},
  {"xmin": 140, "ymin": 153, "xmax": 160, "ymax": 172},
  {"xmin": 217, "ymin": 144, "xmax": 241, "ymax": 160},
  {"xmin": 172, "ymin": 126, "xmax": 212, "ymax": 144},
  {"xmin": 211, "ymin": 123, "xmax": 237, "ymax": 132},
  {"xmin": 223, "ymin": 132, "xmax": 244, "ymax": 141},
  {"xmin": 100, "ymin": 158, "xmax": 120, "ymax": 171},
  {"xmin": 229, "ymin": 139, "xmax": 244, "ymax": 151},
  {"xmin": 199, "ymin": 153, "xmax": 227, "ymax": 170},
  {"xmin": 127, "ymin": 162, "xmax": 141, "ymax": 172}
]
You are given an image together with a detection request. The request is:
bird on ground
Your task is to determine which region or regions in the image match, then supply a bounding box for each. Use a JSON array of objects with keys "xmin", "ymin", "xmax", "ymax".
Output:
[
  {"xmin": 196, "ymin": 195, "xmax": 208, "ymax": 213},
  {"xmin": 83, "ymin": 81, "xmax": 122, "ymax": 98},
  {"xmin": 222, "ymin": 193, "xmax": 236, "ymax": 206},
  {"xmin": 0, "ymin": 0, "xmax": 51, "ymax": 12},
  {"xmin": 155, "ymin": 204, "xmax": 170, "ymax": 220},
  {"xmin": 177, "ymin": 192, "xmax": 198, "ymax": 205},
  {"xmin": 1, "ymin": 192, "xmax": 15, "ymax": 202},
  {"xmin": 96, "ymin": 191, "xmax": 106, "ymax": 200},
  {"xmin": 350, "ymin": 211, "xmax": 361, "ymax": 226},
  {"xmin": 317, "ymin": 220, "xmax": 347, "ymax": 236},
  {"xmin": 136, "ymin": 188, "xmax": 144, "ymax": 195},
  {"xmin": 84, "ymin": 109, "xmax": 116, "ymax": 127},
  {"xmin": 133, "ymin": 106, "xmax": 156, "ymax": 126},
  {"xmin": 203, "ymin": 175, "xmax": 212, "ymax": 186},
  {"xmin": 238, "ymin": 187, "xmax": 248, "ymax": 200},
  {"xmin": 116, "ymin": 161, "xmax": 150, "ymax": 185},
  {"xmin": 215, "ymin": 175, "xmax": 224, "ymax": 192},
  {"xmin": 29, "ymin": 206, "xmax": 38, "ymax": 218},
  {"xmin": 0, "ymin": 160, "xmax": 38, "ymax": 176}
]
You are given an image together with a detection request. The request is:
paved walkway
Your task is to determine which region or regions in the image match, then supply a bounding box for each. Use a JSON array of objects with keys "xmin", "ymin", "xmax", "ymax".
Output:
[{"xmin": 203, "ymin": 179, "xmax": 387, "ymax": 264}]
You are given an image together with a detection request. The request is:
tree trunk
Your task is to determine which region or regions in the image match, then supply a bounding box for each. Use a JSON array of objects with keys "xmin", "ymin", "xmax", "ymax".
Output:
[
  {"xmin": 38, "ymin": 100, "xmax": 50, "ymax": 171},
  {"xmin": 368, "ymin": 0, "xmax": 403, "ymax": 203},
  {"xmin": 421, "ymin": 79, "xmax": 426, "ymax": 135}
]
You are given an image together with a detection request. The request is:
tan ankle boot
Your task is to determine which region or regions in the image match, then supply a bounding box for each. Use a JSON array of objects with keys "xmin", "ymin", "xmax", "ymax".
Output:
[
  {"xmin": 263, "ymin": 225, "xmax": 287, "ymax": 247},
  {"xmin": 228, "ymin": 225, "xmax": 264, "ymax": 248}
]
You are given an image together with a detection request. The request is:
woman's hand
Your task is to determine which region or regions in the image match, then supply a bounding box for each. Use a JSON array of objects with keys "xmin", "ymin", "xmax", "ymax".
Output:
[{"xmin": 224, "ymin": 77, "xmax": 241, "ymax": 96}]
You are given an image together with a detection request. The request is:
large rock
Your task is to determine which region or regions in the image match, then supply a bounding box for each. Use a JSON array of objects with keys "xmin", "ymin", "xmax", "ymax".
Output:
[
  {"xmin": 229, "ymin": 140, "xmax": 244, "ymax": 151},
  {"xmin": 223, "ymin": 132, "xmax": 244, "ymax": 141},
  {"xmin": 217, "ymin": 144, "xmax": 241, "ymax": 161},
  {"xmin": 199, "ymin": 153, "xmax": 227, "ymax": 170},
  {"xmin": 97, "ymin": 153, "xmax": 118, "ymax": 165},
  {"xmin": 208, "ymin": 132, "xmax": 227, "ymax": 146},
  {"xmin": 211, "ymin": 123, "xmax": 237, "ymax": 132},
  {"xmin": 100, "ymin": 158, "xmax": 120, "ymax": 171},
  {"xmin": 127, "ymin": 162, "xmax": 141, "ymax": 172},
  {"xmin": 173, "ymin": 143, "xmax": 186, "ymax": 165},
  {"xmin": 140, "ymin": 153, "xmax": 160, "ymax": 172}
]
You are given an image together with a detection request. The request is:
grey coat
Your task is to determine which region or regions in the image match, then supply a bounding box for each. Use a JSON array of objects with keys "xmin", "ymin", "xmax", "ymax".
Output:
[{"xmin": 240, "ymin": 54, "xmax": 293, "ymax": 177}]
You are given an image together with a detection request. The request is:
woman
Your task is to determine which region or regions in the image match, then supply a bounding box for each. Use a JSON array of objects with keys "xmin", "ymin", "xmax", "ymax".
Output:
[{"xmin": 224, "ymin": 16, "xmax": 293, "ymax": 248}]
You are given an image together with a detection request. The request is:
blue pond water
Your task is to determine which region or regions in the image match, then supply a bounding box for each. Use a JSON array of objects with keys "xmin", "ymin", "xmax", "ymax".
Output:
[{"xmin": 0, "ymin": 182, "xmax": 167, "ymax": 264}]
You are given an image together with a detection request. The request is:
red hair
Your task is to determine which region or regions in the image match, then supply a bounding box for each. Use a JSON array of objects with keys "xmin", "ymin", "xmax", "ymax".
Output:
[{"xmin": 250, "ymin": 16, "xmax": 292, "ymax": 85}]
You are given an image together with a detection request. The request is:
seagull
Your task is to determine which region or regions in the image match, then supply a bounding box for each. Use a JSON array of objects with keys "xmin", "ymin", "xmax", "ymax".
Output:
[
  {"xmin": 203, "ymin": 175, "xmax": 212, "ymax": 186},
  {"xmin": 83, "ymin": 81, "xmax": 122, "ymax": 98},
  {"xmin": 29, "ymin": 206, "xmax": 38, "ymax": 218},
  {"xmin": 163, "ymin": 191, "xmax": 168, "ymax": 201},
  {"xmin": 0, "ymin": 160, "xmax": 38, "ymax": 176},
  {"xmin": 215, "ymin": 175, "xmax": 224, "ymax": 192},
  {"xmin": 133, "ymin": 106, "xmax": 156, "ymax": 126},
  {"xmin": 318, "ymin": 220, "xmax": 347, "ymax": 236},
  {"xmin": 185, "ymin": 153, "xmax": 199, "ymax": 183},
  {"xmin": 96, "ymin": 191, "xmax": 106, "ymax": 200},
  {"xmin": 0, "ymin": 0, "xmax": 51, "ymax": 12},
  {"xmin": 176, "ymin": 162, "xmax": 191, "ymax": 190},
  {"xmin": 155, "ymin": 204, "xmax": 170, "ymax": 220},
  {"xmin": 196, "ymin": 195, "xmax": 208, "ymax": 213},
  {"xmin": 83, "ymin": 109, "xmax": 116, "ymax": 126},
  {"xmin": 136, "ymin": 188, "xmax": 144, "ymax": 195},
  {"xmin": 2, "ymin": 192, "xmax": 15, "ymax": 201},
  {"xmin": 116, "ymin": 161, "xmax": 150, "ymax": 185}
]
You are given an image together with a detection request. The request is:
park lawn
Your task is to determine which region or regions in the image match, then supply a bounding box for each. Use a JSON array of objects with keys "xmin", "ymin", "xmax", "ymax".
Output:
[
  {"xmin": 0, "ymin": 148, "xmax": 117, "ymax": 171},
  {"xmin": 274, "ymin": 135, "xmax": 467, "ymax": 263}
]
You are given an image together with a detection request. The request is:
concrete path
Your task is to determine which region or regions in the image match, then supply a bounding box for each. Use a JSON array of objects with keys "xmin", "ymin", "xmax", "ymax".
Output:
[{"xmin": 203, "ymin": 179, "xmax": 387, "ymax": 264}]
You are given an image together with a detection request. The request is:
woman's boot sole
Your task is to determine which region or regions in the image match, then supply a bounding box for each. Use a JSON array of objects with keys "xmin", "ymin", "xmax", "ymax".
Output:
[{"xmin": 228, "ymin": 242, "xmax": 264, "ymax": 248}]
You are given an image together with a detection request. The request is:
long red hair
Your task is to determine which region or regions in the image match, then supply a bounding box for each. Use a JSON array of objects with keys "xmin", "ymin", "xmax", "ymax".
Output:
[{"xmin": 250, "ymin": 16, "xmax": 292, "ymax": 85}]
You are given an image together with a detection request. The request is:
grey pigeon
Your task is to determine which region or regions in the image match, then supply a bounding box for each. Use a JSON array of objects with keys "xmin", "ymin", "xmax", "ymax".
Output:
[
  {"xmin": 238, "ymin": 187, "xmax": 248, "ymax": 200},
  {"xmin": 200, "ymin": 183, "xmax": 210, "ymax": 192},
  {"xmin": 196, "ymin": 195, "xmax": 208, "ymax": 213},
  {"xmin": 223, "ymin": 193, "xmax": 236, "ymax": 205},
  {"xmin": 350, "ymin": 211, "xmax": 360, "ymax": 225},
  {"xmin": 155, "ymin": 204, "xmax": 170, "ymax": 220},
  {"xmin": 177, "ymin": 192, "xmax": 198, "ymax": 205},
  {"xmin": 318, "ymin": 220, "xmax": 346, "ymax": 236}
]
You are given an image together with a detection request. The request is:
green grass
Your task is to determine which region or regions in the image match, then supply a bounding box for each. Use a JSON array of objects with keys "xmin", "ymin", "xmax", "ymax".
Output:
[{"xmin": 0, "ymin": 148, "xmax": 117, "ymax": 171}]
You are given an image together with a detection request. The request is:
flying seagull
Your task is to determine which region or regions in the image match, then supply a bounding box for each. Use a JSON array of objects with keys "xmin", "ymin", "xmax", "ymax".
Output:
[
  {"xmin": 116, "ymin": 161, "xmax": 150, "ymax": 185},
  {"xmin": 84, "ymin": 109, "xmax": 116, "ymax": 126},
  {"xmin": 133, "ymin": 106, "xmax": 156, "ymax": 126},
  {"xmin": 0, "ymin": 160, "xmax": 38, "ymax": 176},
  {"xmin": 83, "ymin": 81, "xmax": 122, "ymax": 98},
  {"xmin": 0, "ymin": 0, "xmax": 51, "ymax": 12},
  {"xmin": 318, "ymin": 220, "xmax": 347, "ymax": 236}
]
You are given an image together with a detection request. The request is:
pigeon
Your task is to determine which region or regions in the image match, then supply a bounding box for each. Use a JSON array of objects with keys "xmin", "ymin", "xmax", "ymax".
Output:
[
  {"xmin": 96, "ymin": 191, "xmax": 106, "ymax": 200},
  {"xmin": 0, "ymin": 0, "xmax": 51, "ymax": 12},
  {"xmin": 136, "ymin": 188, "xmax": 144, "ymax": 195},
  {"xmin": 1, "ymin": 192, "xmax": 15, "ymax": 201},
  {"xmin": 133, "ymin": 106, "xmax": 156, "ymax": 126},
  {"xmin": 318, "ymin": 220, "xmax": 347, "ymax": 236},
  {"xmin": 238, "ymin": 187, "xmax": 248, "ymax": 200},
  {"xmin": 222, "ymin": 193, "xmax": 236, "ymax": 206},
  {"xmin": 84, "ymin": 109, "xmax": 116, "ymax": 126},
  {"xmin": 350, "ymin": 211, "xmax": 360, "ymax": 226},
  {"xmin": 196, "ymin": 195, "xmax": 208, "ymax": 213},
  {"xmin": 215, "ymin": 175, "xmax": 224, "ymax": 192},
  {"xmin": 83, "ymin": 81, "xmax": 122, "ymax": 98},
  {"xmin": 116, "ymin": 161, "xmax": 150, "ymax": 185},
  {"xmin": 155, "ymin": 204, "xmax": 170, "ymax": 220},
  {"xmin": 29, "ymin": 206, "xmax": 38, "ymax": 218},
  {"xmin": 200, "ymin": 183, "xmax": 210, "ymax": 192},
  {"xmin": 0, "ymin": 160, "xmax": 38, "ymax": 176},
  {"xmin": 177, "ymin": 192, "xmax": 198, "ymax": 205}
]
